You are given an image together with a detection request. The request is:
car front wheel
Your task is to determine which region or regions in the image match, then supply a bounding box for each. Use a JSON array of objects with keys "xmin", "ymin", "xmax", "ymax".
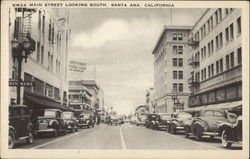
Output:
[
  {"xmin": 9, "ymin": 130, "xmax": 15, "ymax": 149},
  {"xmin": 222, "ymin": 130, "xmax": 232, "ymax": 148},
  {"xmin": 185, "ymin": 132, "xmax": 189, "ymax": 138},
  {"xmin": 26, "ymin": 131, "xmax": 34, "ymax": 144}
]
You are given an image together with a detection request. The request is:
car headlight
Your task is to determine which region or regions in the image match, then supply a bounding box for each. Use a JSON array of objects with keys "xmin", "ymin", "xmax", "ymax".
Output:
[
  {"xmin": 49, "ymin": 120, "xmax": 54, "ymax": 125},
  {"xmin": 215, "ymin": 121, "xmax": 221, "ymax": 127}
]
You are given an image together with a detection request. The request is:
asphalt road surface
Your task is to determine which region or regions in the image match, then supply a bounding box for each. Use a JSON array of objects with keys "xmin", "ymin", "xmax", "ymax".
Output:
[{"xmin": 15, "ymin": 123, "xmax": 242, "ymax": 150}]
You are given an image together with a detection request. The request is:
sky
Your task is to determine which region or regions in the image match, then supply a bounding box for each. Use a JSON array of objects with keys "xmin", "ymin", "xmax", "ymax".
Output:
[{"xmin": 68, "ymin": 8, "xmax": 205, "ymax": 115}]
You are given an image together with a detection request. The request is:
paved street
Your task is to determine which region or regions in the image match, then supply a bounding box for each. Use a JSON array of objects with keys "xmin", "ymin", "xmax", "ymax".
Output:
[{"xmin": 15, "ymin": 124, "xmax": 242, "ymax": 150}]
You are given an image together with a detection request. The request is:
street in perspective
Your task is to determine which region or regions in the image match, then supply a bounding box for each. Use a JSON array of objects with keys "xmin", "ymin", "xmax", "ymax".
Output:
[{"xmin": 7, "ymin": 7, "xmax": 242, "ymax": 150}]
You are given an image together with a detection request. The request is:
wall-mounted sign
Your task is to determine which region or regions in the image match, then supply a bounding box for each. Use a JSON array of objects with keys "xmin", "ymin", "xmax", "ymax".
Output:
[
  {"xmin": 9, "ymin": 79, "xmax": 34, "ymax": 87},
  {"xmin": 69, "ymin": 60, "xmax": 86, "ymax": 73}
]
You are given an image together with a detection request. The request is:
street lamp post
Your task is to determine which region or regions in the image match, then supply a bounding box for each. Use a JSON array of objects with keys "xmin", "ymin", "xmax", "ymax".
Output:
[
  {"xmin": 170, "ymin": 90, "xmax": 184, "ymax": 112},
  {"xmin": 11, "ymin": 36, "xmax": 34, "ymax": 104}
]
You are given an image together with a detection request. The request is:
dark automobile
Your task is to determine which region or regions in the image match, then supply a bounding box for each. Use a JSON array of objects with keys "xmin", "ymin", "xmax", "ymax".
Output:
[
  {"xmin": 35, "ymin": 109, "xmax": 67, "ymax": 137},
  {"xmin": 107, "ymin": 115, "xmax": 122, "ymax": 126},
  {"xmin": 184, "ymin": 109, "xmax": 236, "ymax": 140},
  {"xmin": 217, "ymin": 115, "xmax": 242, "ymax": 148},
  {"xmin": 167, "ymin": 112, "xmax": 192, "ymax": 134},
  {"xmin": 217, "ymin": 105, "xmax": 242, "ymax": 148},
  {"xmin": 9, "ymin": 105, "xmax": 34, "ymax": 149},
  {"xmin": 145, "ymin": 114, "xmax": 158, "ymax": 129},
  {"xmin": 63, "ymin": 111, "xmax": 78, "ymax": 132},
  {"xmin": 78, "ymin": 114, "xmax": 95, "ymax": 128},
  {"xmin": 155, "ymin": 113, "xmax": 172, "ymax": 130}
]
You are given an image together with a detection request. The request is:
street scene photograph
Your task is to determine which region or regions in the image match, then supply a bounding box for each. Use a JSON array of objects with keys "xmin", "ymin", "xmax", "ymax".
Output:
[{"xmin": 5, "ymin": 4, "xmax": 245, "ymax": 153}]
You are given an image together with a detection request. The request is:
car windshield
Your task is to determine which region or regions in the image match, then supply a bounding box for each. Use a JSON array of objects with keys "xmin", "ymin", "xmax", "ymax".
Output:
[
  {"xmin": 63, "ymin": 112, "xmax": 72, "ymax": 119},
  {"xmin": 160, "ymin": 115, "xmax": 170, "ymax": 120},
  {"xmin": 83, "ymin": 114, "xmax": 91, "ymax": 119},
  {"xmin": 178, "ymin": 113, "xmax": 192, "ymax": 119},
  {"xmin": 44, "ymin": 111, "xmax": 56, "ymax": 117},
  {"xmin": 214, "ymin": 110, "xmax": 226, "ymax": 117}
]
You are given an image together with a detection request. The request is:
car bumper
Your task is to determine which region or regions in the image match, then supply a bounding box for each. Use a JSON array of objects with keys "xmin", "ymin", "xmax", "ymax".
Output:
[
  {"xmin": 158, "ymin": 125, "xmax": 166, "ymax": 128},
  {"xmin": 78, "ymin": 123, "xmax": 89, "ymax": 126},
  {"xmin": 176, "ymin": 126, "xmax": 184, "ymax": 130},
  {"xmin": 36, "ymin": 129, "xmax": 55, "ymax": 133},
  {"xmin": 66, "ymin": 125, "xmax": 76, "ymax": 130},
  {"xmin": 203, "ymin": 132, "xmax": 219, "ymax": 136}
]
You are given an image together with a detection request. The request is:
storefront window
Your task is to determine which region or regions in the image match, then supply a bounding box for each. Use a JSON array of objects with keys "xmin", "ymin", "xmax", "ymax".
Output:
[
  {"xmin": 54, "ymin": 87, "xmax": 60, "ymax": 101},
  {"xmin": 216, "ymin": 89, "xmax": 225, "ymax": 101},
  {"xmin": 45, "ymin": 83, "xmax": 53, "ymax": 98},
  {"xmin": 24, "ymin": 73, "xmax": 32, "ymax": 93},
  {"xmin": 208, "ymin": 91, "xmax": 215, "ymax": 103},
  {"xmin": 238, "ymin": 84, "xmax": 242, "ymax": 98},
  {"xmin": 201, "ymin": 94, "xmax": 208, "ymax": 104},
  {"xmin": 33, "ymin": 78, "xmax": 44, "ymax": 96},
  {"xmin": 226, "ymin": 85, "xmax": 237, "ymax": 100}
]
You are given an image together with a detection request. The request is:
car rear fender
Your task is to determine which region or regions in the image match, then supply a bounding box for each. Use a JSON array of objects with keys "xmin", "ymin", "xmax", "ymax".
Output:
[
  {"xmin": 218, "ymin": 124, "xmax": 232, "ymax": 135},
  {"xmin": 193, "ymin": 120, "xmax": 206, "ymax": 134},
  {"xmin": 9, "ymin": 126, "xmax": 17, "ymax": 138},
  {"xmin": 171, "ymin": 119, "xmax": 179, "ymax": 126}
]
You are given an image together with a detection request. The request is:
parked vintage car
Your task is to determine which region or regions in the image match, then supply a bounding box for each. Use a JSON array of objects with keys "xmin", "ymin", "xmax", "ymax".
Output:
[
  {"xmin": 217, "ymin": 105, "xmax": 242, "ymax": 148},
  {"xmin": 167, "ymin": 112, "xmax": 192, "ymax": 134},
  {"xmin": 217, "ymin": 115, "xmax": 242, "ymax": 148},
  {"xmin": 36, "ymin": 109, "xmax": 67, "ymax": 137},
  {"xmin": 155, "ymin": 113, "xmax": 172, "ymax": 130},
  {"xmin": 184, "ymin": 109, "xmax": 236, "ymax": 140},
  {"xmin": 63, "ymin": 111, "xmax": 78, "ymax": 132},
  {"xmin": 9, "ymin": 105, "xmax": 34, "ymax": 149},
  {"xmin": 107, "ymin": 115, "xmax": 122, "ymax": 126},
  {"xmin": 145, "ymin": 114, "xmax": 158, "ymax": 129},
  {"xmin": 78, "ymin": 113, "xmax": 95, "ymax": 128}
]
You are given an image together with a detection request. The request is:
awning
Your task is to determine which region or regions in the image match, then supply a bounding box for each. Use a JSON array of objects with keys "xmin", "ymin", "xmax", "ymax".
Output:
[
  {"xmin": 24, "ymin": 93, "xmax": 73, "ymax": 112},
  {"xmin": 205, "ymin": 101, "xmax": 242, "ymax": 110},
  {"xmin": 185, "ymin": 101, "xmax": 242, "ymax": 112}
]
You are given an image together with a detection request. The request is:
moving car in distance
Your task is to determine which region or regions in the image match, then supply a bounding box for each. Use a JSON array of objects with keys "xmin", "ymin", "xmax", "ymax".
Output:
[
  {"xmin": 78, "ymin": 113, "xmax": 95, "ymax": 128},
  {"xmin": 63, "ymin": 111, "xmax": 78, "ymax": 132},
  {"xmin": 184, "ymin": 108, "xmax": 236, "ymax": 140},
  {"xmin": 217, "ymin": 105, "xmax": 242, "ymax": 148},
  {"xmin": 35, "ymin": 109, "xmax": 67, "ymax": 137},
  {"xmin": 107, "ymin": 115, "xmax": 122, "ymax": 126},
  {"xmin": 167, "ymin": 112, "xmax": 192, "ymax": 134},
  {"xmin": 9, "ymin": 105, "xmax": 34, "ymax": 149}
]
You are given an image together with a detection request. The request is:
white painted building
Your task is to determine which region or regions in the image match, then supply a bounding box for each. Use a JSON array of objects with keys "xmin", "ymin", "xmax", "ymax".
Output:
[
  {"xmin": 9, "ymin": 8, "xmax": 70, "ymax": 110},
  {"xmin": 188, "ymin": 8, "xmax": 242, "ymax": 109}
]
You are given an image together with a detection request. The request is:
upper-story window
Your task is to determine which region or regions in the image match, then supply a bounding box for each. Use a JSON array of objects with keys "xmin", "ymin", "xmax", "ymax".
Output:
[
  {"xmin": 229, "ymin": 23, "xmax": 234, "ymax": 41},
  {"xmin": 172, "ymin": 45, "xmax": 177, "ymax": 54},
  {"xmin": 237, "ymin": 17, "xmax": 241, "ymax": 35},
  {"xmin": 237, "ymin": 47, "xmax": 242, "ymax": 65},
  {"xmin": 173, "ymin": 33, "xmax": 177, "ymax": 40},
  {"xmin": 178, "ymin": 34, "xmax": 183, "ymax": 41},
  {"xmin": 218, "ymin": 8, "xmax": 222, "ymax": 22},
  {"xmin": 178, "ymin": 46, "xmax": 183, "ymax": 54}
]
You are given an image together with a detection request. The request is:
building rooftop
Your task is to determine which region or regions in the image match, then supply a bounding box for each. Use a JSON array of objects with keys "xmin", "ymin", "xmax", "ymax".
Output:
[{"xmin": 152, "ymin": 25, "xmax": 193, "ymax": 54}]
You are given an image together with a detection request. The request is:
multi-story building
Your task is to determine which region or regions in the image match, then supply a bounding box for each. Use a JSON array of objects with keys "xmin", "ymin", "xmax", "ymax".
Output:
[
  {"xmin": 188, "ymin": 8, "xmax": 242, "ymax": 109},
  {"xmin": 152, "ymin": 25, "xmax": 192, "ymax": 113},
  {"xmin": 68, "ymin": 80, "xmax": 103, "ymax": 116},
  {"xmin": 9, "ymin": 8, "xmax": 71, "ymax": 112},
  {"xmin": 68, "ymin": 80, "xmax": 93, "ymax": 116}
]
